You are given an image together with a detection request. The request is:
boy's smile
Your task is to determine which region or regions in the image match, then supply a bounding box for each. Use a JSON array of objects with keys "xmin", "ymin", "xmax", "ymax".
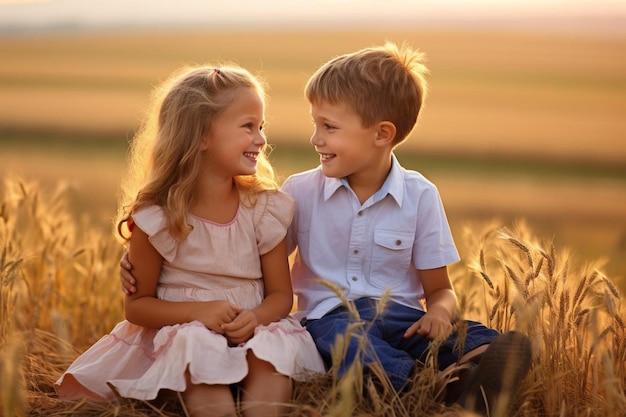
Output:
[
  {"xmin": 319, "ymin": 152, "xmax": 335, "ymax": 162},
  {"xmin": 309, "ymin": 100, "xmax": 395, "ymax": 204},
  {"xmin": 309, "ymin": 100, "xmax": 379, "ymax": 180}
]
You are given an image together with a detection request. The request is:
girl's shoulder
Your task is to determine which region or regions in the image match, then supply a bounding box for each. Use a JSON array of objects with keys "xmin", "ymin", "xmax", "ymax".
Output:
[
  {"xmin": 132, "ymin": 205, "xmax": 167, "ymax": 236},
  {"xmin": 250, "ymin": 190, "xmax": 294, "ymax": 255},
  {"xmin": 132, "ymin": 205, "xmax": 178, "ymax": 262},
  {"xmin": 250, "ymin": 190, "xmax": 294, "ymax": 229},
  {"xmin": 251, "ymin": 189, "xmax": 294, "ymax": 220},
  {"xmin": 259, "ymin": 188, "xmax": 294, "ymax": 205}
]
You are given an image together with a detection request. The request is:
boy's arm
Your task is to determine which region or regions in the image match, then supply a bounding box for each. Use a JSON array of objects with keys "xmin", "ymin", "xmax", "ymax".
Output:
[
  {"xmin": 403, "ymin": 266, "xmax": 457, "ymax": 340},
  {"xmin": 120, "ymin": 251, "xmax": 136, "ymax": 295}
]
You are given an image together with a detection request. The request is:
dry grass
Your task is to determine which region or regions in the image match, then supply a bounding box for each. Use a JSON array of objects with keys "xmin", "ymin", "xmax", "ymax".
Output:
[{"xmin": 1, "ymin": 178, "xmax": 625, "ymax": 416}]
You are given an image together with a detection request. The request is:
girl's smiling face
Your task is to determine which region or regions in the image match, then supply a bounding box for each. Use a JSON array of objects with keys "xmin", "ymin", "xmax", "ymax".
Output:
[{"xmin": 203, "ymin": 87, "xmax": 266, "ymax": 179}]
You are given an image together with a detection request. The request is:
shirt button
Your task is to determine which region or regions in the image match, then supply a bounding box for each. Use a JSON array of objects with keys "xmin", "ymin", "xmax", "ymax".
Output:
[
  {"xmin": 353, "ymin": 249, "xmax": 359, "ymax": 254},
  {"xmin": 357, "ymin": 211, "xmax": 363, "ymax": 216},
  {"xmin": 395, "ymin": 240, "xmax": 402, "ymax": 246},
  {"xmin": 351, "ymin": 276, "xmax": 358, "ymax": 281}
]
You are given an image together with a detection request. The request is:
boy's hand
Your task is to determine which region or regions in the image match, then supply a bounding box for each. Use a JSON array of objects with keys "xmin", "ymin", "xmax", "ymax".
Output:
[
  {"xmin": 120, "ymin": 252, "xmax": 137, "ymax": 295},
  {"xmin": 221, "ymin": 310, "xmax": 259, "ymax": 345},
  {"xmin": 412, "ymin": 267, "xmax": 456, "ymax": 340},
  {"xmin": 404, "ymin": 310, "xmax": 452, "ymax": 341}
]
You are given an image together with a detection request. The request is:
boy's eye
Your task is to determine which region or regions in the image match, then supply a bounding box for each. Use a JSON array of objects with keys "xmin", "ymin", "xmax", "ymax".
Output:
[{"xmin": 311, "ymin": 120, "xmax": 336, "ymax": 130}]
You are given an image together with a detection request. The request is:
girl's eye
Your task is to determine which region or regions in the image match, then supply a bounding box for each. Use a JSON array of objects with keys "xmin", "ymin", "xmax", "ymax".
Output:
[
  {"xmin": 243, "ymin": 122, "xmax": 264, "ymax": 131},
  {"xmin": 324, "ymin": 124, "xmax": 336, "ymax": 130}
]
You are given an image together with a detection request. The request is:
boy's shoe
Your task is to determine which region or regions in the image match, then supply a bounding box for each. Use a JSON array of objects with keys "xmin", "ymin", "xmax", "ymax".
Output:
[
  {"xmin": 456, "ymin": 331, "xmax": 532, "ymax": 416},
  {"xmin": 437, "ymin": 360, "xmax": 477, "ymax": 405}
]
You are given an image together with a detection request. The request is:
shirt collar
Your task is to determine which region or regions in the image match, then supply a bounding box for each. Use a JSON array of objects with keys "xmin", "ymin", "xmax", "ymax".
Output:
[
  {"xmin": 322, "ymin": 175, "xmax": 343, "ymax": 201},
  {"xmin": 322, "ymin": 153, "xmax": 404, "ymax": 206}
]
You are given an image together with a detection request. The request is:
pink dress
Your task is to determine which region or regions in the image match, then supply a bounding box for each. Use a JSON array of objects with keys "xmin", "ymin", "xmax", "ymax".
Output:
[{"xmin": 55, "ymin": 190, "xmax": 325, "ymax": 402}]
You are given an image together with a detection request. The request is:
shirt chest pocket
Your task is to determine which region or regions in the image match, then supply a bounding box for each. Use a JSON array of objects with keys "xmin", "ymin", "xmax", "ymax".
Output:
[{"xmin": 370, "ymin": 229, "xmax": 414, "ymax": 288}]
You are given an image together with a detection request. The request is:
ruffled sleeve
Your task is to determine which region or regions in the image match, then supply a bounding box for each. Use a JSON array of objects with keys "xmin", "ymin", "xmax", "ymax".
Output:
[
  {"xmin": 253, "ymin": 190, "xmax": 295, "ymax": 255},
  {"xmin": 132, "ymin": 206, "xmax": 178, "ymax": 262}
]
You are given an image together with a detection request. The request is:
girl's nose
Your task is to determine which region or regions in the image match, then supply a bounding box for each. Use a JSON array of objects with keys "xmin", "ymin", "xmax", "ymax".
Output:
[{"xmin": 254, "ymin": 131, "xmax": 267, "ymax": 146}]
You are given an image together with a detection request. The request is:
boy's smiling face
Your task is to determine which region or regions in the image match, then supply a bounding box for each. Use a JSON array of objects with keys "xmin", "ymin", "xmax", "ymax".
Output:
[{"xmin": 309, "ymin": 100, "xmax": 381, "ymax": 180}]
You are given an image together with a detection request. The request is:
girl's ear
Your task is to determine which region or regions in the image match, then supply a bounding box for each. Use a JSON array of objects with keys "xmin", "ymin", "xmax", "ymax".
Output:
[
  {"xmin": 199, "ymin": 133, "xmax": 211, "ymax": 151},
  {"xmin": 374, "ymin": 121, "xmax": 396, "ymax": 147}
]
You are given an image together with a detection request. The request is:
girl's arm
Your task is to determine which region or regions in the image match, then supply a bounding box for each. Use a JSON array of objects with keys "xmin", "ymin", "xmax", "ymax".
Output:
[
  {"xmin": 221, "ymin": 238, "xmax": 293, "ymax": 344},
  {"xmin": 254, "ymin": 237, "xmax": 294, "ymax": 323},
  {"xmin": 125, "ymin": 225, "xmax": 241, "ymax": 330},
  {"xmin": 403, "ymin": 266, "xmax": 457, "ymax": 340}
]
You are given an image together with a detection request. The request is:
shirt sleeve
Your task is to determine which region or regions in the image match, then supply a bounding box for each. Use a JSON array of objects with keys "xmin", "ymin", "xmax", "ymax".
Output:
[
  {"xmin": 253, "ymin": 190, "xmax": 296, "ymax": 255},
  {"xmin": 132, "ymin": 205, "xmax": 178, "ymax": 262},
  {"xmin": 413, "ymin": 186, "xmax": 460, "ymax": 270},
  {"xmin": 280, "ymin": 176, "xmax": 298, "ymax": 255}
]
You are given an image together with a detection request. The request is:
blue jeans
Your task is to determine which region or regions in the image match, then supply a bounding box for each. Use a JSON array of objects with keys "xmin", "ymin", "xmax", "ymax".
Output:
[{"xmin": 304, "ymin": 298, "xmax": 499, "ymax": 391}]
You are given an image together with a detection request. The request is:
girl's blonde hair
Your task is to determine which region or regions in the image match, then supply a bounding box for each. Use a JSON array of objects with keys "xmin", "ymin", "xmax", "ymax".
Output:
[
  {"xmin": 305, "ymin": 41, "xmax": 428, "ymax": 146},
  {"xmin": 115, "ymin": 64, "xmax": 277, "ymax": 242}
]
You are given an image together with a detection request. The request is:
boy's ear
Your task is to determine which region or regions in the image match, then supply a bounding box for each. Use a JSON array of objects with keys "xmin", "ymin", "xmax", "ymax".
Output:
[{"xmin": 374, "ymin": 121, "xmax": 396, "ymax": 147}]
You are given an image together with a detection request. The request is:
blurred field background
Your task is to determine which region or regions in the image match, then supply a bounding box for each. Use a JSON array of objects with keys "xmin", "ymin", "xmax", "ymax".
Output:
[
  {"xmin": 1, "ymin": 1, "xmax": 626, "ymax": 415},
  {"xmin": 1, "ymin": 23, "xmax": 625, "ymax": 287}
]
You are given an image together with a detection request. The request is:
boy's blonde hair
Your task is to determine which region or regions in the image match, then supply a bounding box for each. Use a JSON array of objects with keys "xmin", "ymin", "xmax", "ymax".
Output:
[
  {"xmin": 116, "ymin": 64, "xmax": 277, "ymax": 241},
  {"xmin": 305, "ymin": 41, "xmax": 428, "ymax": 146}
]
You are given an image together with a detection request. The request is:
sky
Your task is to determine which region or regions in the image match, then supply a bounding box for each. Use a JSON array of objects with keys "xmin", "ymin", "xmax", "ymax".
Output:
[{"xmin": 1, "ymin": 0, "xmax": 626, "ymax": 34}]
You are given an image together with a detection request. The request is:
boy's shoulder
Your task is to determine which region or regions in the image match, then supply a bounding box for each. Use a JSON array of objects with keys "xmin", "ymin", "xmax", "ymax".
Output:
[
  {"xmin": 400, "ymin": 166, "xmax": 436, "ymax": 187},
  {"xmin": 282, "ymin": 166, "xmax": 324, "ymax": 189},
  {"xmin": 392, "ymin": 160, "xmax": 439, "ymax": 193}
]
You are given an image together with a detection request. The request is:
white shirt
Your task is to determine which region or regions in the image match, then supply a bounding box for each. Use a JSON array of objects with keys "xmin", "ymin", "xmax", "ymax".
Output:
[{"xmin": 281, "ymin": 154, "xmax": 460, "ymax": 321}]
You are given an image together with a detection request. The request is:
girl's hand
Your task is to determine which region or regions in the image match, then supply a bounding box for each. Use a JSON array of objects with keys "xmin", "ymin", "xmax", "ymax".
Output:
[
  {"xmin": 221, "ymin": 310, "xmax": 260, "ymax": 345},
  {"xmin": 404, "ymin": 310, "xmax": 452, "ymax": 341},
  {"xmin": 194, "ymin": 301, "xmax": 242, "ymax": 334}
]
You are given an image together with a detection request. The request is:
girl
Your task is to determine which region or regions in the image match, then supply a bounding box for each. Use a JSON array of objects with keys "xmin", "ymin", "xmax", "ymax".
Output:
[{"xmin": 55, "ymin": 64, "xmax": 325, "ymax": 417}]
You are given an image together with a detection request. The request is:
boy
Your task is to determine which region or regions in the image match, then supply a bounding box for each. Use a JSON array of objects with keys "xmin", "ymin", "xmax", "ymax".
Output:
[
  {"xmin": 121, "ymin": 42, "xmax": 532, "ymax": 415},
  {"xmin": 282, "ymin": 42, "xmax": 531, "ymax": 414}
]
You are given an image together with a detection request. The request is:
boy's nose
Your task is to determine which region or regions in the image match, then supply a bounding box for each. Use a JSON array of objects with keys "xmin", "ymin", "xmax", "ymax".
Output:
[{"xmin": 310, "ymin": 131, "xmax": 321, "ymax": 146}]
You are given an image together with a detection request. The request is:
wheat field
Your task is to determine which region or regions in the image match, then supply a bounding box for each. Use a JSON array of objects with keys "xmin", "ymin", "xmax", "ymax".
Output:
[
  {"xmin": 1, "ymin": 27, "xmax": 625, "ymax": 416},
  {"xmin": 1, "ymin": 179, "xmax": 624, "ymax": 416}
]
